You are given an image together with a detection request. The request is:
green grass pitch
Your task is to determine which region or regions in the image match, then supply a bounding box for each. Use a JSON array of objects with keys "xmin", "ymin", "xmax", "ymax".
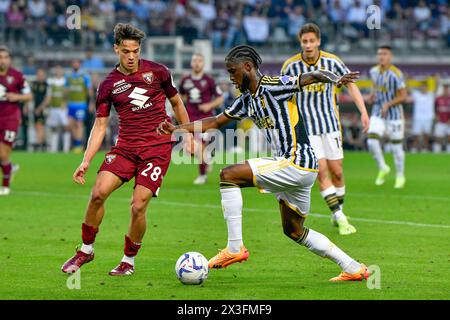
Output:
[{"xmin": 0, "ymin": 151, "xmax": 449, "ymax": 300}]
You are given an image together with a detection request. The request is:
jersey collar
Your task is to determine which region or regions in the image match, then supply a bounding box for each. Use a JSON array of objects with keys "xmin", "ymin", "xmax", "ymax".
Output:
[{"xmin": 301, "ymin": 50, "xmax": 321, "ymax": 67}]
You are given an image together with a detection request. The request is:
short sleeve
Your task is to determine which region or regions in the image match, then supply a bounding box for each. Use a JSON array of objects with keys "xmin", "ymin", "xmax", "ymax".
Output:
[
  {"xmin": 393, "ymin": 71, "xmax": 406, "ymax": 90},
  {"xmin": 95, "ymin": 80, "xmax": 112, "ymax": 117},
  {"xmin": 223, "ymin": 95, "xmax": 248, "ymax": 120},
  {"xmin": 83, "ymin": 74, "xmax": 92, "ymax": 89},
  {"xmin": 333, "ymin": 56, "xmax": 350, "ymax": 77},
  {"xmin": 280, "ymin": 60, "xmax": 296, "ymax": 77},
  {"xmin": 161, "ymin": 67, "xmax": 178, "ymax": 99}
]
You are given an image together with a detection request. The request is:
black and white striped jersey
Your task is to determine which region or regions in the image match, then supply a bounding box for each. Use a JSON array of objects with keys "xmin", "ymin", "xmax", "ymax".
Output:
[
  {"xmin": 369, "ymin": 64, "xmax": 406, "ymax": 120},
  {"xmin": 281, "ymin": 51, "xmax": 349, "ymax": 136},
  {"xmin": 223, "ymin": 75, "xmax": 318, "ymax": 172}
]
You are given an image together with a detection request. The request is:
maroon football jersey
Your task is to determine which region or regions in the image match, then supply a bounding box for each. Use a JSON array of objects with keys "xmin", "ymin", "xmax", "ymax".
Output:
[
  {"xmin": 435, "ymin": 95, "xmax": 450, "ymax": 123},
  {"xmin": 96, "ymin": 59, "xmax": 178, "ymax": 148},
  {"xmin": 178, "ymin": 74, "xmax": 222, "ymax": 121},
  {"xmin": 0, "ymin": 67, "xmax": 29, "ymax": 123}
]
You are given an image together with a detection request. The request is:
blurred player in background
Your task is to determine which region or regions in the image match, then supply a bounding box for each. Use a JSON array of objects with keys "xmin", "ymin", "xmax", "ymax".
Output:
[
  {"xmin": 159, "ymin": 45, "xmax": 370, "ymax": 282},
  {"xmin": 0, "ymin": 45, "xmax": 32, "ymax": 195},
  {"xmin": 281, "ymin": 23, "xmax": 369, "ymax": 235},
  {"xmin": 433, "ymin": 83, "xmax": 450, "ymax": 153},
  {"xmin": 409, "ymin": 83, "xmax": 435, "ymax": 153},
  {"xmin": 66, "ymin": 58, "xmax": 93, "ymax": 153},
  {"xmin": 367, "ymin": 46, "xmax": 407, "ymax": 189},
  {"xmin": 179, "ymin": 53, "xmax": 224, "ymax": 184},
  {"xmin": 31, "ymin": 68, "xmax": 48, "ymax": 151},
  {"xmin": 44, "ymin": 65, "xmax": 71, "ymax": 153},
  {"xmin": 61, "ymin": 23, "xmax": 192, "ymax": 276}
]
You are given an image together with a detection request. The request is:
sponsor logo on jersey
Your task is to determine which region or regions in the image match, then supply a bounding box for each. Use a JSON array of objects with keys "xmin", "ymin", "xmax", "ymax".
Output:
[
  {"xmin": 142, "ymin": 72, "xmax": 154, "ymax": 84},
  {"xmin": 113, "ymin": 79, "xmax": 125, "ymax": 87},
  {"xmin": 105, "ymin": 154, "xmax": 116, "ymax": 164},
  {"xmin": 129, "ymin": 87, "xmax": 153, "ymax": 111},
  {"xmin": 112, "ymin": 83, "xmax": 132, "ymax": 94},
  {"xmin": 6, "ymin": 76, "xmax": 14, "ymax": 84},
  {"xmin": 280, "ymin": 75, "xmax": 296, "ymax": 85}
]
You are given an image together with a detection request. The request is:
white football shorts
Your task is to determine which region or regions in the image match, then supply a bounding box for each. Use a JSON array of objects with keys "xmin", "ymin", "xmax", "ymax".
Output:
[
  {"xmin": 247, "ymin": 157, "xmax": 318, "ymax": 217},
  {"xmin": 412, "ymin": 118, "xmax": 433, "ymax": 135},
  {"xmin": 308, "ymin": 130, "xmax": 343, "ymax": 160},
  {"xmin": 47, "ymin": 108, "xmax": 68, "ymax": 128},
  {"xmin": 368, "ymin": 115, "xmax": 404, "ymax": 140},
  {"xmin": 433, "ymin": 122, "xmax": 450, "ymax": 138}
]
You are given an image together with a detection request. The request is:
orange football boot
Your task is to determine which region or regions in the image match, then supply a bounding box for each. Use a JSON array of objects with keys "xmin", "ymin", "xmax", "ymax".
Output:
[
  {"xmin": 329, "ymin": 263, "xmax": 370, "ymax": 282},
  {"xmin": 208, "ymin": 245, "xmax": 249, "ymax": 269}
]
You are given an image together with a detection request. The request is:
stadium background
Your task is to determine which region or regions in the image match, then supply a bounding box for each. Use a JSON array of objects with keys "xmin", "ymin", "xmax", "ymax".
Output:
[
  {"xmin": 1, "ymin": 0, "xmax": 450, "ymax": 153},
  {"xmin": 1, "ymin": 0, "xmax": 450, "ymax": 301}
]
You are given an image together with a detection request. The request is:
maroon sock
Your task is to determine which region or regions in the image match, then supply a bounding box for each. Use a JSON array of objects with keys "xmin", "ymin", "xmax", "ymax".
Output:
[
  {"xmin": 124, "ymin": 235, "xmax": 142, "ymax": 257},
  {"xmin": 199, "ymin": 162, "xmax": 207, "ymax": 176},
  {"xmin": 1, "ymin": 162, "xmax": 12, "ymax": 187},
  {"xmin": 81, "ymin": 223, "xmax": 98, "ymax": 245}
]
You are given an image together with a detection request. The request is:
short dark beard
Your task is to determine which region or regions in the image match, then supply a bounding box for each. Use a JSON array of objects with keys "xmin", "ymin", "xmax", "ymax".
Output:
[{"xmin": 240, "ymin": 72, "xmax": 251, "ymax": 92}]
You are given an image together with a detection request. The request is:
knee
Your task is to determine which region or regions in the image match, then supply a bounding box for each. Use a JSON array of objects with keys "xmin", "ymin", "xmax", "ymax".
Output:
[
  {"xmin": 331, "ymin": 169, "xmax": 343, "ymax": 182},
  {"xmin": 131, "ymin": 197, "xmax": 148, "ymax": 217},
  {"xmin": 90, "ymin": 188, "xmax": 108, "ymax": 205},
  {"xmin": 220, "ymin": 167, "xmax": 235, "ymax": 183},
  {"xmin": 282, "ymin": 223, "xmax": 304, "ymax": 241}
]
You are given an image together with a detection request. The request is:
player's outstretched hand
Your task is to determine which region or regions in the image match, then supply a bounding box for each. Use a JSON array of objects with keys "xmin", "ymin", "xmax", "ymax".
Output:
[
  {"xmin": 337, "ymin": 72, "xmax": 360, "ymax": 88},
  {"xmin": 73, "ymin": 161, "xmax": 89, "ymax": 185},
  {"xmin": 157, "ymin": 120, "xmax": 176, "ymax": 135}
]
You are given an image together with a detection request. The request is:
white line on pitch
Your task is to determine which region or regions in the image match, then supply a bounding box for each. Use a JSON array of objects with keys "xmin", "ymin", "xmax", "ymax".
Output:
[
  {"xmin": 12, "ymin": 190, "xmax": 450, "ymax": 229},
  {"xmin": 164, "ymin": 188, "xmax": 450, "ymax": 202}
]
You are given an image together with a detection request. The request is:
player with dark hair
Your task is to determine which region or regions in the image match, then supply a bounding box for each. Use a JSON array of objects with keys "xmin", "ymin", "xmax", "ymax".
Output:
[
  {"xmin": 61, "ymin": 23, "xmax": 192, "ymax": 276},
  {"xmin": 281, "ymin": 23, "xmax": 369, "ymax": 235},
  {"xmin": 159, "ymin": 45, "xmax": 370, "ymax": 282},
  {"xmin": 367, "ymin": 45, "xmax": 407, "ymax": 188},
  {"xmin": 0, "ymin": 45, "xmax": 32, "ymax": 196},
  {"xmin": 179, "ymin": 53, "xmax": 224, "ymax": 184},
  {"xmin": 31, "ymin": 68, "xmax": 48, "ymax": 151}
]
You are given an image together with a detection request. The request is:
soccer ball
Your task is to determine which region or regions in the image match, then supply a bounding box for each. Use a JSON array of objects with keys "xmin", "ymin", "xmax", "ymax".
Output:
[{"xmin": 175, "ymin": 252, "xmax": 209, "ymax": 285}]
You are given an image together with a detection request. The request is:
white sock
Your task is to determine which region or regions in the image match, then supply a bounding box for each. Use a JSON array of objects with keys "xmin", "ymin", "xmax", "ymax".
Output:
[
  {"xmin": 391, "ymin": 142, "xmax": 405, "ymax": 177},
  {"xmin": 320, "ymin": 186, "xmax": 345, "ymax": 219},
  {"xmin": 121, "ymin": 255, "xmax": 135, "ymax": 266},
  {"xmin": 63, "ymin": 132, "xmax": 71, "ymax": 153},
  {"xmin": 432, "ymin": 142, "xmax": 441, "ymax": 153},
  {"xmin": 221, "ymin": 187, "xmax": 243, "ymax": 253},
  {"xmin": 50, "ymin": 132, "xmax": 59, "ymax": 153},
  {"xmin": 80, "ymin": 243, "xmax": 93, "ymax": 254},
  {"xmin": 301, "ymin": 228, "xmax": 361, "ymax": 274},
  {"xmin": 367, "ymin": 138, "xmax": 387, "ymax": 170},
  {"xmin": 320, "ymin": 185, "xmax": 336, "ymax": 198},
  {"xmin": 335, "ymin": 186, "xmax": 345, "ymax": 197},
  {"xmin": 335, "ymin": 185, "xmax": 345, "ymax": 211},
  {"xmin": 332, "ymin": 210, "xmax": 345, "ymax": 221}
]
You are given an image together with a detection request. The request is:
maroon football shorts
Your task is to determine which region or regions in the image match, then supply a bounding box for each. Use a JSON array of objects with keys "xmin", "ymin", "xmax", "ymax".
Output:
[
  {"xmin": 98, "ymin": 142, "xmax": 173, "ymax": 197},
  {"xmin": 0, "ymin": 116, "xmax": 20, "ymax": 147}
]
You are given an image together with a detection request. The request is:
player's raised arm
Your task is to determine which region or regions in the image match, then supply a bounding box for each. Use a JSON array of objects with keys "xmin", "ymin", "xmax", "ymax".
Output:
[
  {"xmin": 300, "ymin": 70, "xmax": 359, "ymax": 88},
  {"xmin": 158, "ymin": 113, "xmax": 233, "ymax": 135}
]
